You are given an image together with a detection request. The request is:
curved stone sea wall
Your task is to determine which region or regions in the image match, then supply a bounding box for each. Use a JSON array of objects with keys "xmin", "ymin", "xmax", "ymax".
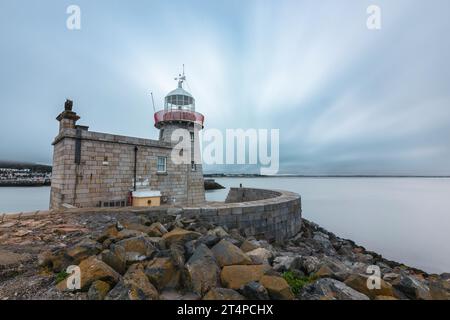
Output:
[
  {"xmin": 1, "ymin": 188, "xmax": 302, "ymax": 243},
  {"xmin": 185, "ymin": 187, "xmax": 302, "ymax": 242}
]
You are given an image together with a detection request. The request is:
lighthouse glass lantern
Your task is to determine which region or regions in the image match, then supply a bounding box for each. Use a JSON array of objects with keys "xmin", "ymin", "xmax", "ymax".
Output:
[{"xmin": 154, "ymin": 69, "xmax": 204, "ymax": 129}]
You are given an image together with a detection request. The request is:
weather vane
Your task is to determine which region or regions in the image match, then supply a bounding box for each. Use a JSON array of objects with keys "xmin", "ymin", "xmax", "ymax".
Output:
[{"xmin": 175, "ymin": 64, "xmax": 186, "ymax": 88}]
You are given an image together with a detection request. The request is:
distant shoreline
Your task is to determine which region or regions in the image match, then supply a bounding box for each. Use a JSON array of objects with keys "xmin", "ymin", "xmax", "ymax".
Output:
[
  {"xmin": 0, "ymin": 181, "xmax": 51, "ymax": 187},
  {"xmin": 204, "ymin": 174, "xmax": 450, "ymax": 178}
]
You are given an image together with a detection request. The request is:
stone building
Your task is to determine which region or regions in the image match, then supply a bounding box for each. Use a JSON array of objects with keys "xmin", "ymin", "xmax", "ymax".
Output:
[{"xmin": 50, "ymin": 72, "xmax": 205, "ymax": 209}]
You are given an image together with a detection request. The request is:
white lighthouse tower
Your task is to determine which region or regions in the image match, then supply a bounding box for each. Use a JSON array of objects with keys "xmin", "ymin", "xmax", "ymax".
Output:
[{"xmin": 154, "ymin": 68, "xmax": 205, "ymax": 204}]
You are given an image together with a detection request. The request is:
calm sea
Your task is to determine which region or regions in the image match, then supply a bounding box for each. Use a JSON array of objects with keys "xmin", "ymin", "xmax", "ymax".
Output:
[{"xmin": 1, "ymin": 178, "xmax": 449, "ymax": 274}]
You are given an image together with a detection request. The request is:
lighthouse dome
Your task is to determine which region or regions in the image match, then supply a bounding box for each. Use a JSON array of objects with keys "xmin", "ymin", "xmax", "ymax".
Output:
[{"xmin": 164, "ymin": 86, "xmax": 195, "ymax": 111}]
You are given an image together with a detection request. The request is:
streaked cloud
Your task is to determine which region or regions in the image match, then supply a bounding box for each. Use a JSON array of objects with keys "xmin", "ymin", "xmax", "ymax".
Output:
[{"xmin": 0, "ymin": 0, "xmax": 449, "ymax": 175}]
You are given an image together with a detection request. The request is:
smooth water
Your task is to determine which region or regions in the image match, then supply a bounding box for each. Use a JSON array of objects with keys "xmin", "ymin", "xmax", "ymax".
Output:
[
  {"xmin": 206, "ymin": 177, "xmax": 450, "ymax": 274},
  {"xmin": 1, "ymin": 178, "xmax": 449, "ymax": 273},
  {"xmin": 0, "ymin": 186, "xmax": 51, "ymax": 213}
]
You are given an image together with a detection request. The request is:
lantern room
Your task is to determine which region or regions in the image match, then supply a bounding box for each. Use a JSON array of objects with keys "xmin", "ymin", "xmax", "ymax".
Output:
[{"xmin": 154, "ymin": 68, "xmax": 204, "ymax": 128}]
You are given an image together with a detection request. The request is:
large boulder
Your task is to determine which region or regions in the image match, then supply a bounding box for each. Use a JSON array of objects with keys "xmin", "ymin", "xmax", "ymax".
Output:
[
  {"xmin": 299, "ymin": 278, "xmax": 370, "ymax": 300},
  {"xmin": 203, "ymin": 288, "xmax": 245, "ymax": 300},
  {"xmin": 185, "ymin": 244, "xmax": 220, "ymax": 296},
  {"xmin": 240, "ymin": 281, "xmax": 270, "ymax": 300},
  {"xmin": 162, "ymin": 228, "xmax": 201, "ymax": 245},
  {"xmin": 207, "ymin": 226, "xmax": 230, "ymax": 239},
  {"xmin": 344, "ymin": 274, "xmax": 394, "ymax": 299},
  {"xmin": 259, "ymin": 275, "xmax": 294, "ymax": 300},
  {"xmin": 272, "ymin": 256, "xmax": 297, "ymax": 272},
  {"xmin": 392, "ymin": 274, "xmax": 432, "ymax": 300},
  {"xmin": 38, "ymin": 250, "xmax": 69, "ymax": 273},
  {"xmin": 221, "ymin": 265, "xmax": 271, "ymax": 290},
  {"xmin": 148, "ymin": 222, "xmax": 168, "ymax": 237},
  {"xmin": 115, "ymin": 229, "xmax": 147, "ymax": 241},
  {"xmin": 246, "ymin": 248, "xmax": 273, "ymax": 265},
  {"xmin": 145, "ymin": 257, "xmax": 180, "ymax": 290},
  {"xmin": 298, "ymin": 256, "xmax": 321, "ymax": 275},
  {"xmin": 78, "ymin": 256, "xmax": 120, "ymax": 291},
  {"xmin": 97, "ymin": 224, "xmax": 119, "ymax": 243},
  {"xmin": 211, "ymin": 239, "xmax": 252, "ymax": 267},
  {"xmin": 101, "ymin": 246, "xmax": 127, "ymax": 275},
  {"xmin": 315, "ymin": 257, "xmax": 352, "ymax": 282},
  {"xmin": 429, "ymin": 279, "xmax": 450, "ymax": 300},
  {"xmin": 65, "ymin": 239, "xmax": 103, "ymax": 265},
  {"xmin": 106, "ymin": 264, "xmax": 159, "ymax": 300},
  {"xmin": 116, "ymin": 236, "xmax": 156, "ymax": 263},
  {"xmin": 87, "ymin": 280, "xmax": 111, "ymax": 300},
  {"xmin": 240, "ymin": 240, "xmax": 260, "ymax": 253}
]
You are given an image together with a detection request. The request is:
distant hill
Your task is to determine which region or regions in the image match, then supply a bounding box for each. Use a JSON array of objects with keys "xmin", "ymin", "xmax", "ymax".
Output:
[{"xmin": 0, "ymin": 161, "xmax": 52, "ymax": 173}]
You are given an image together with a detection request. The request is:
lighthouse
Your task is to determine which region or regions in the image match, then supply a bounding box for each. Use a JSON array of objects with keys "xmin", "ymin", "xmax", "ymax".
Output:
[{"xmin": 154, "ymin": 68, "xmax": 206, "ymax": 204}]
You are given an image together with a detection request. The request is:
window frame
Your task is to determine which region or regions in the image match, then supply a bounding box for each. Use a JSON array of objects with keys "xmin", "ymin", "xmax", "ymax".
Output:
[{"xmin": 157, "ymin": 156, "xmax": 167, "ymax": 173}]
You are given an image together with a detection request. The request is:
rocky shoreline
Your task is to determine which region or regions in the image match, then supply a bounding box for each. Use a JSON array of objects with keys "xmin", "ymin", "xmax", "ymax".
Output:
[{"xmin": 0, "ymin": 210, "xmax": 448, "ymax": 300}]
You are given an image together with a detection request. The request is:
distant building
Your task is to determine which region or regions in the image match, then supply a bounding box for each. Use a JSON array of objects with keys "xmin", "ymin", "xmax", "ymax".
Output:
[{"xmin": 50, "ymin": 72, "xmax": 205, "ymax": 209}]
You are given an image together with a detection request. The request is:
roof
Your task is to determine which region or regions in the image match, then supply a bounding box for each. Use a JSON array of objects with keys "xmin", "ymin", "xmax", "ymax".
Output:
[
  {"xmin": 165, "ymin": 87, "xmax": 194, "ymax": 98},
  {"xmin": 132, "ymin": 190, "xmax": 161, "ymax": 198}
]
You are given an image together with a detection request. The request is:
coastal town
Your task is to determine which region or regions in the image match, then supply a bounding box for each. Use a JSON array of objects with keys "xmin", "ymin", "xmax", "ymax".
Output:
[{"xmin": 0, "ymin": 166, "xmax": 51, "ymax": 187}]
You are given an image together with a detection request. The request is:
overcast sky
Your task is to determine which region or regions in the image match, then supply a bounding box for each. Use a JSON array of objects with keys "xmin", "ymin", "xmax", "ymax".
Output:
[{"xmin": 1, "ymin": 0, "xmax": 450, "ymax": 174}]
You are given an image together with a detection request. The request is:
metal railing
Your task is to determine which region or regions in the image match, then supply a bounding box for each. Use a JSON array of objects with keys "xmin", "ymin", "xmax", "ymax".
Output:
[{"xmin": 154, "ymin": 109, "xmax": 204, "ymax": 127}]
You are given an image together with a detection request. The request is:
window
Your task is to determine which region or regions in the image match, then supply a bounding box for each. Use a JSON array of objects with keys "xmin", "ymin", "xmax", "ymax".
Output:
[
  {"xmin": 191, "ymin": 161, "xmax": 196, "ymax": 171},
  {"xmin": 190, "ymin": 132, "xmax": 195, "ymax": 142},
  {"xmin": 157, "ymin": 156, "xmax": 167, "ymax": 173}
]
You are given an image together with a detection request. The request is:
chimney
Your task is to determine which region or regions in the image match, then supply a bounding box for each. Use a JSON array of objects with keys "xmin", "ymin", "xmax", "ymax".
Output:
[{"xmin": 56, "ymin": 99, "xmax": 80, "ymax": 131}]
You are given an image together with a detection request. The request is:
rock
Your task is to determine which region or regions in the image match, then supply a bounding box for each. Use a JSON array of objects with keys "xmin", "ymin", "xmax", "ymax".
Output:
[
  {"xmin": 221, "ymin": 264, "xmax": 271, "ymax": 290},
  {"xmin": 429, "ymin": 279, "xmax": 450, "ymax": 300},
  {"xmin": 147, "ymin": 237, "xmax": 166, "ymax": 250},
  {"xmin": 65, "ymin": 238, "xmax": 102, "ymax": 265},
  {"xmin": 106, "ymin": 264, "xmax": 159, "ymax": 300},
  {"xmin": 315, "ymin": 257, "xmax": 351, "ymax": 282},
  {"xmin": 148, "ymin": 222, "xmax": 168, "ymax": 237},
  {"xmin": 162, "ymin": 228, "xmax": 201, "ymax": 245},
  {"xmin": 211, "ymin": 239, "xmax": 252, "ymax": 267},
  {"xmin": 272, "ymin": 256, "xmax": 296, "ymax": 272},
  {"xmin": 121, "ymin": 222, "xmax": 153, "ymax": 234},
  {"xmin": 116, "ymin": 236, "xmax": 156, "ymax": 262},
  {"xmin": 159, "ymin": 289, "xmax": 201, "ymax": 300},
  {"xmin": 344, "ymin": 274, "xmax": 394, "ymax": 299},
  {"xmin": 87, "ymin": 280, "xmax": 111, "ymax": 300},
  {"xmin": 240, "ymin": 239, "xmax": 260, "ymax": 253},
  {"xmin": 383, "ymin": 273, "xmax": 400, "ymax": 282},
  {"xmin": 203, "ymin": 288, "xmax": 245, "ymax": 300},
  {"xmin": 392, "ymin": 274, "xmax": 432, "ymax": 300},
  {"xmin": 145, "ymin": 257, "xmax": 180, "ymax": 290},
  {"xmin": 313, "ymin": 232, "xmax": 332, "ymax": 247},
  {"xmin": 240, "ymin": 281, "xmax": 270, "ymax": 300},
  {"xmin": 375, "ymin": 295, "xmax": 398, "ymax": 300},
  {"xmin": 78, "ymin": 256, "xmax": 120, "ymax": 291},
  {"xmin": 246, "ymin": 248, "xmax": 273, "ymax": 265},
  {"xmin": 169, "ymin": 242, "xmax": 185, "ymax": 268},
  {"xmin": 299, "ymin": 256, "xmax": 321, "ymax": 275},
  {"xmin": 185, "ymin": 244, "xmax": 220, "ymax": 296},
  {"xmin": 116, "ymin": 229, "xmax": 147, "ymax": 241},
  {"xmin": 184, "ymin": 240, "xmax": 197, "ymax": 259},
  {"xmin": 197, "ymin": 234, "xmax": 221, "ymax": 248},
  {"xmin": 97, "ymin": 225, "xmax": 119, "ymax": 243},
  {"xmin": 37, "ymin": 250, "xmax": 70, "ymax": 273},
  {"xmin": 101, "ymin": 246, "xmax": 127, "ymax": 275},
  {"xmin": 299, "ymin": 278, "xmax": 370, "ymax": 300},
  {"xmin": 260, "ymin": 275, "xmax": 294, "ymax": 300},
  {"xmin": 0, "ymin": 249, "xmax": 31, "ymax": 280},
  {"xmin": 207, "ymin": 226, "xmax": 229, "ymax": 238}
]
